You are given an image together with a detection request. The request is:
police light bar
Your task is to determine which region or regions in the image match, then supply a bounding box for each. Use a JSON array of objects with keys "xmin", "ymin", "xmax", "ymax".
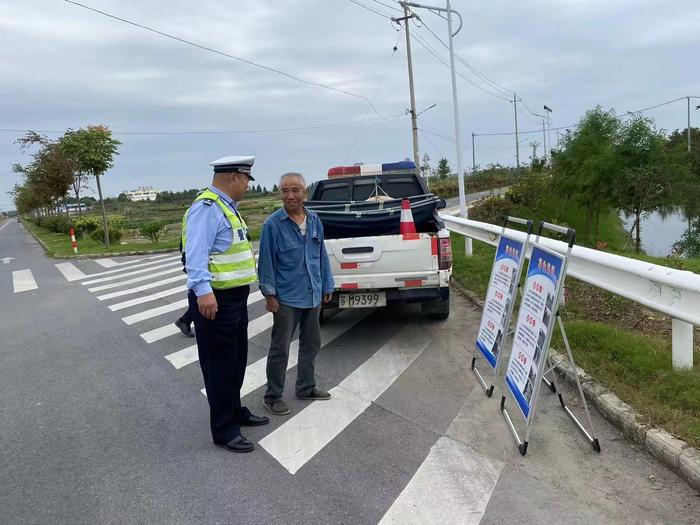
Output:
[{"xmin": 327, "ymin": 161, "xmax": 416, "ymax": 178}]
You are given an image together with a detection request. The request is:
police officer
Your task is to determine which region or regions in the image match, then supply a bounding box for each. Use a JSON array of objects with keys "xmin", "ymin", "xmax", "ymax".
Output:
[{"xmin": 182, "ymin": 155, "xmax": 269, "ymax": 453}]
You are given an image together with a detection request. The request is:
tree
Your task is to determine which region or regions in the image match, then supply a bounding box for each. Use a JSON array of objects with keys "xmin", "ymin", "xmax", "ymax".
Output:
[
  {"xmin": 12, "ymin": 132, "xmax": 75, "ymax": 219},
  {"xmin": 419, "ymin": 153, "xmax": 434, "ymax": 179},
  {"xmin": 272, "ymin": 184, "xmax": 279, "ymax": 193},
  {"xmin": 612, "ymin": 115, "xmax": 690, "ymax": 252},
  {"xmin": 552, "ymin": 107, "xmax": 620, "ymax": 244},
  {"xmin": 117, "ymin": 193, "xmax": 129, "ymax": 202},
  {"xmin": 61, "ymin": 125, "xmax": 121, "ymax": 246},
  {"xmin": 436, "ymin": 158, "xmax": 451, "ymax": 180}
]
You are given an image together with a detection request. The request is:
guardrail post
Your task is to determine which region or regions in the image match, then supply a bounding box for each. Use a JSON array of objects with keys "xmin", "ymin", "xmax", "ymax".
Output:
[{"xmin": 672, "ymin": 319, "xmax": 694, "ymax": 370}]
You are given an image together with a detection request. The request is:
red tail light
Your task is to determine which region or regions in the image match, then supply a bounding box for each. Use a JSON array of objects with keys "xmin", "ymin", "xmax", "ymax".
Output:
[{"xmin": 438, "ymin": 237, "xmax": 452, "ymax": 270}]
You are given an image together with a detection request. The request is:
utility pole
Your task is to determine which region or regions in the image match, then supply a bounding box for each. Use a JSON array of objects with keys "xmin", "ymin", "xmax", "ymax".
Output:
[
  {"xmin": 541, "ymin": 118, "xmax": 547, "ymax": 163},
  {"xmin": 471, "ymin": 132, "xmax": 476, "ymax": 172},
  {"xmin": 512, "ymin": 93, "xmax": 520, "ymax": 170},
  {"xmin": 395, "ymin": 4, "xmax": 420, "ymax": 168},
  {"xmin": 404, "ymin": 0, "xmax": 470, "ymax": 254},
  {"xmin": 688, "ymin": 97, "xmax": 692, "ymax": 153}
]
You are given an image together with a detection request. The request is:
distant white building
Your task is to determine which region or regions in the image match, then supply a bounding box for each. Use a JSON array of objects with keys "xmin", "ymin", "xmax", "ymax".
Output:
[{"xmin": 123, "ymin": 186, "xmax": 160, "ymax": 202}]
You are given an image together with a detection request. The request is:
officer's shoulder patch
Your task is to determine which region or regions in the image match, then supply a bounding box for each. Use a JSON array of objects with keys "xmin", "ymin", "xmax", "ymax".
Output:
[{"xmin": 201, "ymin": 198, "xmax": 214, "ymax": 206}]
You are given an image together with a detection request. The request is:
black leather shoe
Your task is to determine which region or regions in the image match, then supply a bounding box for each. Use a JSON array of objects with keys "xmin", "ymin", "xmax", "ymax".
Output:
[
  {"xmin": 175, "ymin": 319, "xmax": 194, "ymax": 337},
  {"xmin": 215, "ymin": 435, "xmax": 254, "ymax": 453},
  {"xmin": 239, "ymin": 414, "xmax": 269, "ymax": 426}
]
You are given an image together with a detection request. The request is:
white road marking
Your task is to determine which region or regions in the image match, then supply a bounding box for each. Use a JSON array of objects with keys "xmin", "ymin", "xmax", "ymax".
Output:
[
  {"xmin": 81, "ymin": 260, "xmax": 181, "ymax": 285},
  {"xmin": 87, "ymin": 267, "xmax": 183, "ymax": 292},
  {"xmin": 108, "ymin": 285, "xmax": 188, "ymax": 311},
  {"xmin": 0, "ymin": 220, "xmax": 11, "ymax": 232},
  {"xmin": 122, "ymin": 290, "xmax": 264, "ymax": 325},
  {"xmin": 122, "ymin": 298, "xmax": 189, "ymax": 325},
  {"xmin": 12, "ymin": 269, "xmax": 38, "ymax": 293},
  {"xmin": 55, "ymin": 262, "xmax": 86, "ymax": 281},
  {"xmin": 378, "ymin": 437, "xmax": 504, "ymax": 525},
  {"xmin": 94, "ymin": 253, "xmax": 173, "ymax": 268},
  {"xmin": 165, "ymin": 311, "xmax": 273, "ymax": 369},
  {"xmin": 75, "ymin": 255, "xmax": 180, "ymax": 280},
  {"xmin": 140, "ymin": 291, "xmax": 264, "ymax": 343},
  {"xmin": 2, "ymin": 257, "xmax": 14, "ymax": 264},
  {"xmin": 259, "ymin": 323, "xmax": 434, "ymax": 474},
  {"xmin": 200, "ymin": 308, "xmax": 374, "ymax": 397},
  {"xmin": 96, "ymin": 275, "xmax": 185, "ymax": 301},
  {"xmin": 94, "ymin": 258, "xmax": 119, "ymax": 268}
]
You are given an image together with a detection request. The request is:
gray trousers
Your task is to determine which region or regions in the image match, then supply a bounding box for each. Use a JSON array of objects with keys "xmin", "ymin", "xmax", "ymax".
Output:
[{"xmin": 265, "ymin": 303, "xmax": 321, "ymax": 400}]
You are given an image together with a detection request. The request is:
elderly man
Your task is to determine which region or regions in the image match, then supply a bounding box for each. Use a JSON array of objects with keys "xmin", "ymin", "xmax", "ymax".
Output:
[
  {"xmin": 182, "ymin": 155, "xmax": 269, "ymax": 453},
  {"xmin": 257, "ymin": 172, "xmax": 335, "ymax": 416}
]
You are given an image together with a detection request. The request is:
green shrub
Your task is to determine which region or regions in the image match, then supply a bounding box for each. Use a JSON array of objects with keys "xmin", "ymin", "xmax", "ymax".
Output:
[
  {"xmin": 139, "ymin": 221, "xmax": 168, "ymax": 243},
  {"xmin": 469, "ymin": 195, "xmax": 513, "ymax": 225},
  {"xmin": 91, "ymin": 227, "xmax": 123, "ymax": 244},
  {"xmin": 36, "ymin": 215, "xmax": 73, "ymax": 234},
  {"xmin": 73, "ymin": 216, "xmax": 102, "ymax": 239}
]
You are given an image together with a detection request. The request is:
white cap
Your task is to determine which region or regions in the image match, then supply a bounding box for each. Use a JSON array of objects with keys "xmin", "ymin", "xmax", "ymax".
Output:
[{"xmin": 210, "ymin": 155, "xmax": 255, "ymax": 180}]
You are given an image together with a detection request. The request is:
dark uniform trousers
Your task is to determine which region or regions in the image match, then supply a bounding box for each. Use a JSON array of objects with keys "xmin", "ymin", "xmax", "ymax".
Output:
[{"xmin": 189, "ymin": 285, "xmax": 251, "ymax": 444}]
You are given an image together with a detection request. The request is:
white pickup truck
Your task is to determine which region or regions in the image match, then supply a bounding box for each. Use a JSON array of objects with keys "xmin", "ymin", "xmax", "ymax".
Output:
[{"xmin": 306, "ymin": 161, "xmax": 452, "ymax": 319}]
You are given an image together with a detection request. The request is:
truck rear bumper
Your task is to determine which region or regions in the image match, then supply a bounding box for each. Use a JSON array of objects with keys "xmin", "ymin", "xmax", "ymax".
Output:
[{"xmin": 324, "ymin": 286, "xmax": 449, "ymax": 308}]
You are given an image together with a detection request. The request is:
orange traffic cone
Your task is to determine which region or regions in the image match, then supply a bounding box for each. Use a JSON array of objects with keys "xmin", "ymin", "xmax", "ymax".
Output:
[{"xmin": 400, "ymin": 198, "xmax": 418, "ymax": 238}]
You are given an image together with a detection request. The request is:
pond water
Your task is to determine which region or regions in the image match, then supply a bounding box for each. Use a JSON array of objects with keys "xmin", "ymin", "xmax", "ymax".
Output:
[{"xmin": 620, "ymin": 209, "xmax": 688, "ymax": 257}]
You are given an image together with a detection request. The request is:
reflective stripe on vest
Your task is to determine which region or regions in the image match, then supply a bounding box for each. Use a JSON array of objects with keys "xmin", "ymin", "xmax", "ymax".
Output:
[{"xmin": 181, "ymin": 190, "xmax": 257, "ymax": 289}]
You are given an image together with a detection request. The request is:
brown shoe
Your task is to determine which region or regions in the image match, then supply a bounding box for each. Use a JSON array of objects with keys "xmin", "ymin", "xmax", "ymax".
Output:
[{"xmin": 297, "ymin": 388, "xmax": 331, "ymax": 400}]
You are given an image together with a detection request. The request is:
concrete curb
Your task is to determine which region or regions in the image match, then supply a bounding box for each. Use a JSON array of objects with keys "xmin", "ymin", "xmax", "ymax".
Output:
[
  {"xmin": 450, "ymin": 281, "xmax": 700, "ymax": 492},
  {"xmin": 548, "ymin": 349, "xmax": 700, "ymax": 493}
]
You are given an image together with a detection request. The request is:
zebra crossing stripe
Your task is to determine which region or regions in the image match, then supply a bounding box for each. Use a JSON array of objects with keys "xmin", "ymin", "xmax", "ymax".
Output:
[
  {"xmin": 81, "ymin": 260, "xmax": 181, "ymax": 285},
  {"xmin": 378, "ymin": 436, "xmax": 504, "ymax": 525},
  {"xmin": 164, "ymin": 311, "xmax": 273, "ymax": 369},
  {"xmin": 139, "ymin": 291, "xmax": 265, "ymax": 343},
  {"xmin": 109, "ymin": 285, "xmax": 188, "ymax": 311},
  {"xmin": 55, "ymin": 262, "xmax": 86, "ymax": 281},
  {"xmin": 95, "ymin": 253, "xmax": 173, "ymax": 268},
  {"xmin": 12, "ymin": 269, "xmax": 38, "ymax": 293},
  {"xmin": 201, "ymin": 308, "xmax": 374, "ymax": 398},
  {"xmin": 75, "ymin": 256, "xmax": 180, "ymax": 281},
  {"xmin": 87, "ymin": 267, "xmax": 183, "ymax": 293},
  {"xmin": 259, "ymin": 323, "xmax": 434, "ymax": 474},
  {"xmin": 96, "ymin": 275, "xmax": 186, "ymax": 301},
  {"xmin": 122, "ymin": 298, "xmax": 189, "ymax": 325}
]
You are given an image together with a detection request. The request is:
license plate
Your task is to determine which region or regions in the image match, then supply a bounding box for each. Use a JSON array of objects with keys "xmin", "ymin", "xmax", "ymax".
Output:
[{"xmin": 338, "ymin": 291, "xmax": 386, "ymax": 309}]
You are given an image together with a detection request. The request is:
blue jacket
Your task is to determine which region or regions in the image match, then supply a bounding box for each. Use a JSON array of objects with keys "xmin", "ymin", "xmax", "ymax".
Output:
[{"xmin": 257, "ymin": 207, "xmax": 335, "ymax": 308}]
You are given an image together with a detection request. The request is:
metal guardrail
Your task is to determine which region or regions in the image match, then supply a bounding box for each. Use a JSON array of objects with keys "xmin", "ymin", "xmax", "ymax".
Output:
[{"xmin": 442, "ymin": 214, "xmax": 698, "ymax": 369}]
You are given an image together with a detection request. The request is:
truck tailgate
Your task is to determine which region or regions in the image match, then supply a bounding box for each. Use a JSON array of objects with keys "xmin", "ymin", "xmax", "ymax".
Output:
[{"xmin": 325, "ymin": 233, "xmax": 439, "ymax": 289}]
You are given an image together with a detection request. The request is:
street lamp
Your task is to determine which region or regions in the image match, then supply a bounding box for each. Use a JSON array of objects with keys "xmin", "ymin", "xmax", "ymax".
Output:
[
  {"xmin": 403, "ymin": 1, "xmax": 471, "ymax": 255},
  {"xmin": 543, "ymin": 105, "xmax": 553, "ymax": 163}
]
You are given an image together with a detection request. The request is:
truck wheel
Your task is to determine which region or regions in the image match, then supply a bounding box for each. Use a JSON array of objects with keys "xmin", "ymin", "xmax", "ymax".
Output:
[{"xmin": 422, "ymin": 292, "xmax": 450, "ymax": 320}]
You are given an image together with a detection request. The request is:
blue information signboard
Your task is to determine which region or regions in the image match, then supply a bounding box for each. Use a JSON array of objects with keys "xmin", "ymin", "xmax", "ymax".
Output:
[
  {"xmin": 505, "ymin": 245, "xmax": 565, "ymax": 421},
  {"xmin": 475, "ymin": 236, "xmax": 524, "ymax": 369}
]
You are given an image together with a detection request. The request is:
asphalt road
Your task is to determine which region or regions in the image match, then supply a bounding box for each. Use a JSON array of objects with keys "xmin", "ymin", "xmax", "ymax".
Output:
[{"xmin": 1, "ymin": 218, "xmax": 698, "ymax": 524}]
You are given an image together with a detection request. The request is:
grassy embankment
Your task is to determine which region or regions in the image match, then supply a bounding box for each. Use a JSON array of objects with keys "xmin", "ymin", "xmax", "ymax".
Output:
[
  {"xmin": 451, "ymin": 191, "xmax": 700, "ymax": 447},
  {"xmin": 24, "ymin": 195, "xmax": 279, "ymax": 257}
]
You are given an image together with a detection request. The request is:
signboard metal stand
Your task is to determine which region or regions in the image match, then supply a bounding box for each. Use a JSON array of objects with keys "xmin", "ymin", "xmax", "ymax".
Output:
[
  {"xmin": 471, "ymin": 216, "xmax": 532, "ymax": 397},
  {"xmin": 499, "ymin": 221, "xmax": 601, "ymax": 455}
]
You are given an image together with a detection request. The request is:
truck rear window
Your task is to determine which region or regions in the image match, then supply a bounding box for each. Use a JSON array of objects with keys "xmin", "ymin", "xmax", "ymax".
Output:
[{"xmin": 313, "ymin": 175, "xmax": 424, "ymax": 202}]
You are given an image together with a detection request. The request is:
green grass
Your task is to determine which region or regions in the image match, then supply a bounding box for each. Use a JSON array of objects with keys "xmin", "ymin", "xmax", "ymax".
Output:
[
  {"xmin": 450, "ymin": 197, "xmax": 700, "ymax": 447},
  {"xmin": 551, "ymin": 321, "xmax": 700, "ymax": 447},
  {"xmin": 23, "ymin": 220, "xmax": 180, "ymax": 257}
]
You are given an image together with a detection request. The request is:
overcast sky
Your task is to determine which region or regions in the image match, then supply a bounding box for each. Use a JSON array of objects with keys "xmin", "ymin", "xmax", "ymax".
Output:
[{"xmin": 2, "ymin": 0, "xmax": 699, "ymax": 210}]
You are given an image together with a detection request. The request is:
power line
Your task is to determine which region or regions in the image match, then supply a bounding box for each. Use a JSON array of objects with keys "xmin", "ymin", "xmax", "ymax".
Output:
[
  {"xmin": 418, "ymin": 129, "xmax": 444, "ymax": 158},
  {"xmin": 409, "ymin": 30, "xmax": 510, "ymax": 102},
  {"xmin": 414, "ymin": 15, "xmax": 512, "ymax": 98},
  {"xmin": 348, "ymin": 0, "xmax": 393, "ymax": 19},
  {"xmin": 372, "ymin": 0, "xmax": 402, "ymax": 12},
  {"xmin": 473, "ymin": 96, "xmax": 697, "ymax": 137},
  {"xmin": 0, "ymin": 114, "xmax": 405, "ymax": 137},
  {"xmin": 65, "ymin": 1, "xmax": 395, "ymax": 121},
  {"xmin": 345, "ymin": 43, "xmax": 399, "ymax": 162}
]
